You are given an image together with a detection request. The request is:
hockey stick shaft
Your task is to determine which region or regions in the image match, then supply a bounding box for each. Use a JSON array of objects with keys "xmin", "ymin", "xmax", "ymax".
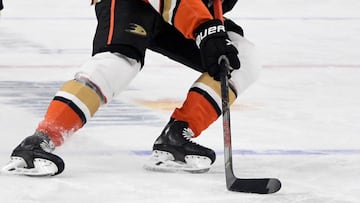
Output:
[
  {"xmin": 213, "ymin": 0, "xmax": 224, "ymax": 22},
  {"xmin": 212, "ymin": 0, "xmax": 237, "ymax": 190},
  {"xmin": 218, "ymin": 56, "xmax": 237, "ymax": 189}
]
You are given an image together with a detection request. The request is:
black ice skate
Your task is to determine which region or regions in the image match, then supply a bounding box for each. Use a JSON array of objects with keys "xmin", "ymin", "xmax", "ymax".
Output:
[
  {"xmin": 1, "ymin": 132, "xmax": 64, "ymax": 176},
  {"xmin": 144, "ymin": 120, "xmax": 216, "ymax": 173}
]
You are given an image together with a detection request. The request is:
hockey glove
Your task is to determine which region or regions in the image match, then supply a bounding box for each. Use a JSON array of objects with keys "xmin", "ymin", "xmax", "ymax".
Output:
[{"xmin": 195, "ymin": 19, "xmax": 240, "ymax": 80}]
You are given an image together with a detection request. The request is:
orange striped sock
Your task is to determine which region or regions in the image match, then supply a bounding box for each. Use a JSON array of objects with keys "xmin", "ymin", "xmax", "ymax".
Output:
[
  {"xmin": 36, "ymin": 100, "xmax": 83, "ymax": 146},
  {"xmin": 36, "ymin": 80, "xmax": 102, "ymax": 146},
  {"xmin": 171, "ymin": 73, "xmax": 237, "ymax": 137},
  {"xmin": 172, "ymin": 89, "xmax": 220, "ymax": 137}
]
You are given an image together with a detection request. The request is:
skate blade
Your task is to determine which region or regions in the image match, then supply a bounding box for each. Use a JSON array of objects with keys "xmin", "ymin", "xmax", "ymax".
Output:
[
  {"xmin": 143, "ymin": 151, "xmax": 211, "ymax": 173},
  {"xmin": 1, "ymin": 157, "xmax": 58, "ymax": 177},
  {"xmin": 143, "ymin": 159, "xmax": 210, "ymax": 173}
]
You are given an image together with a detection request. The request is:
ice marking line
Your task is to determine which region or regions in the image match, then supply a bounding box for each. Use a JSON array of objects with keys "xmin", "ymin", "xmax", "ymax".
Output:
[
  {"xmin": 131, "ymin": 149, "xmax": 360, "ymax": 156},
  {"xmin": 0, "ymin": 81, "xmax": 164, "ymax": 127},
  {"xmin": 2, "ymin": 17, "xmax": 95, "ymax": 21},
  {"xmin": 0, "ymin": 65, "xmax": 80, "ymax": 69},
  {"xmin": 263, "ymin": 64, "xmax": 360, "ymax": 68}
]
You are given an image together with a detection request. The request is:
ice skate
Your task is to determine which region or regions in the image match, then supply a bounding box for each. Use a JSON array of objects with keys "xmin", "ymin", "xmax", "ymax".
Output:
[
  {"xmin": 144, "ymin": 120, "xmax": 216, "ymax": 173},
  {"xmin": 1, "ymin": 132, "xmax": 65, "ymax": 176}
]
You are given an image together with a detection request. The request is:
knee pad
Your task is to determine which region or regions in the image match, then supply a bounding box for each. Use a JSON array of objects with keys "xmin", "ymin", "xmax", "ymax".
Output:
[
  {"xmin": 75, "ymin": 52, "xmax": 141, "ymax": 103},
  {"xmin": 228, "ymin": 32, "xmax": 262, "ymax": 95}
]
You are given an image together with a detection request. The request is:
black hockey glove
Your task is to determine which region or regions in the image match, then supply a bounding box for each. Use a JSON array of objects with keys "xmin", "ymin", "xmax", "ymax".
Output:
[{"xmin": 195, "ymin": 19, "xmax": 240, "ymax": 80}]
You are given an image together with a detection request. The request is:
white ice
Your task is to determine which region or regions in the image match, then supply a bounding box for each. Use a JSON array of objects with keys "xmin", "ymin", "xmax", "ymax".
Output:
[{"xmin": 0, "ymin": 0, "xmax": 359, "ymax": 202}]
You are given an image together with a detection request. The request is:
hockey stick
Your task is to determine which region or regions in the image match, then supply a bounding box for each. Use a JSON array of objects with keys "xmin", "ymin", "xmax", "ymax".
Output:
[{"xmin": 213, "ymin": 0, "xmax": 281, "ymax": 194}]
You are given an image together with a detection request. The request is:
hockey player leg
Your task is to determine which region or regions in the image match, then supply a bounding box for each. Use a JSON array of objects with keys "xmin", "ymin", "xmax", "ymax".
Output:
[
  {"xmin": 145, "ymin": 34, "xmax": 260, "ymax": 173},
  {"xmin": 145, "ymin": 20, "xmax": 260, "ymax": 173},
  {"xmin": 36, "ymin": 52, "xmax": 141, "ymax": 146},
  {"xmin": 2, "ymin": 52, "xmax": 141, "ymax": 176},
  {"xmin": 145, "ymin": 73, "xmax": 238, "ymax": 173}
]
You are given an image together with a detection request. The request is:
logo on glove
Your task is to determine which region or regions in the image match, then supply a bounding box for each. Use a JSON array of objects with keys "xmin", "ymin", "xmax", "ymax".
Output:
[{"xmin": 196, "ymin": 25, "xmax": 226, "ymax": 46}]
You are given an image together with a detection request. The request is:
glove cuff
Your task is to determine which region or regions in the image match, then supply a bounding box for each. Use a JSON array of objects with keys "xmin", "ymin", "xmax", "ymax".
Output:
[{"xmin": 195, "ymin": 19, "xmax": 227, "ymax": 48}]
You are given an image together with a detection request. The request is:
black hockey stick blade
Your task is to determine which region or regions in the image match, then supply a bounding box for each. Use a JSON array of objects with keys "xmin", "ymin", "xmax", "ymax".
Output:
[{"xmin": 228, "ymin": 177, "xmax": 282, "ymax": 194}]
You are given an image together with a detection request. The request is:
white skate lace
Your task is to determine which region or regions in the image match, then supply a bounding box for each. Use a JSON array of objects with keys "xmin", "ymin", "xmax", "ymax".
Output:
[
  {"xmin": 40, "ymin": 139, "xmax": 55, "ymax": 153},
  {"xmin": 182, "ymin": 128, "xmax": 199, "ymax": 145}
]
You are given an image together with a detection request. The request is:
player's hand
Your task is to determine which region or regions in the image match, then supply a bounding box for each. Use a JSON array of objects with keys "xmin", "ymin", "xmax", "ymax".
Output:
[{"xmin": 195, "ymin": 19, "xmax": 240, "ymax": 80}]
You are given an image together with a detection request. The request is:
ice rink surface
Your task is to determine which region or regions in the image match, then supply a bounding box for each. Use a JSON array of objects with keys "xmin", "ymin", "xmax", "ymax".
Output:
[{"xmin": 0, "ymin": 0, "xmax": 360, "ymax": 202}]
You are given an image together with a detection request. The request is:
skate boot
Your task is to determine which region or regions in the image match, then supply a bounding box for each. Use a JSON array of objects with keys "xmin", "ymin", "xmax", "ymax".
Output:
[
  {"xmin": 144, "ymin": 119, "xmax": 216, "ymax": 173},
  {"xmin": 1, "ymin": 131, "xmax": 65, "ymax": 176}
]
